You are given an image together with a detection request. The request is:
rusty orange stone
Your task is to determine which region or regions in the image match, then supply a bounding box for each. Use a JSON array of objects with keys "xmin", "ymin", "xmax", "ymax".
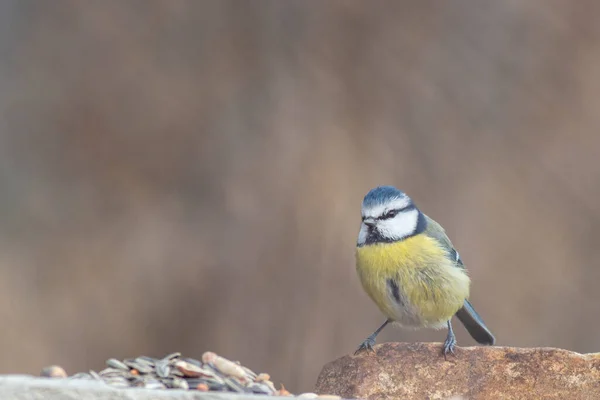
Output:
[{"xmin": 196, "ymin": 383, "xmax": 209, "ymax": 391}]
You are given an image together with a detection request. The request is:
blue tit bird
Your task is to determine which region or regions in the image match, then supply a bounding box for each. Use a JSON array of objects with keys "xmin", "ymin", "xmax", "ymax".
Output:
[{"xmin": 354, "ymin": 185, "xmax": 495, "ymax": 357}]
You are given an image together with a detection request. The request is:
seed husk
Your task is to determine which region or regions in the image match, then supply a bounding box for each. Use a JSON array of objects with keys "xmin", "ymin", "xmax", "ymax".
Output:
[
  {"xmin": 89, "ymin": 370, "xmax": 102, "ymax": 381},
  {"xmin": 136, "ymin": 356, "xmax": 157, "ymax": 363},
  {"xmin": 155, "ymin": 359, "xmax": 170, "ymax": 378},
  {"xmin": 51, "ymin": 351, "xmax": 293, "ymax": 395},
  {"xmin": 134, "ymin": 357, "xmax": 156, "ymax": 367},
  {"xmin": 277, "ymin": 383, "xmax": 292, "ymax": 396},
  {"xmin": 256, "ymin": 372, "xmax": 270, "ymax": 382},
  {"xmin": 180, "ymin": 357, "xmax": 202, "ymax": 367},
  {"xmin": 262, "ymin": 379, "xmax": 277, "ymax": 393},
  {"xmin": 247, "ymin": 382, "xmax": 275, "ymax": 395},
  {"xmin": 242, "ymin": 365, "xmax": 258, "ymax": 380},
  {"xmin": 203, "ymin": 352, "xmax": 248, "ymax": 382},
  {"xmin": 104, "ymin": 376, "xmax": 130, "ymax": 388},
  {"xmin": 144, "ymin": 380, "xmax": 167, "ymax": 390},
  {"xmin": 224, "ymin": 377, "xmax": 246, "ymax": 393},
  {"xmin": 163, "ymin": 352, "xmax": 181, "ymax": 361},
  {"xmin": 174, "ymin": 360, "xmax": 204, "ymax": 377},
  {"xmin": 99, "ymin": 367, "xmax": 127, "ymax": 377},
  {"xmin": 106, "ymin": 358, "xmax": 129, "ymax": 371},
  {"xmin": 124, "ymin": 359, "xmax": 153, "ymax": 374},
  {"xmin": 68, "ymin": 372, "xmax": 93, "ymax": 380},
  {"xmin": 166, "ymin": 377, "xmax": 189, "ymax": 390},
  {"xmin": 206, "ymin": 380, "xmax": 228, "ymax": 391}
]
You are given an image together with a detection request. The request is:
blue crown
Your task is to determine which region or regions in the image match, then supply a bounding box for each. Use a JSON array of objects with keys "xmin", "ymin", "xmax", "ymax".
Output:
[{"xmin": 362, "ymin": 186, "xmax": 406, "ymax": 207}]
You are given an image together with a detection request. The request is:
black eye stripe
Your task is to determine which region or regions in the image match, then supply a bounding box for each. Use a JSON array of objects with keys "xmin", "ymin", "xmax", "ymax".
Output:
[
  {"xmin": 380, "ymin": 211, "xmax": 396, "ymax": 220},
  {"xmin": 378, "ymin": 205, "xmax": 414, "ymax": 220}
]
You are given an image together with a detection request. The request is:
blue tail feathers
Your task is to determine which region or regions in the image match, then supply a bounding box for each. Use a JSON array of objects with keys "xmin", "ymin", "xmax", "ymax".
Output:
[{"xmin": 455, "ymin": 300, "xmax": 495, "ymax": 345}]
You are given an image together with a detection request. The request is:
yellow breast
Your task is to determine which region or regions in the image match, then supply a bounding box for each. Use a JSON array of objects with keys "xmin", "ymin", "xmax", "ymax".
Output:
[{"xmin": 356, "ymin": 234, "xmax": 470, "ymax": 327}]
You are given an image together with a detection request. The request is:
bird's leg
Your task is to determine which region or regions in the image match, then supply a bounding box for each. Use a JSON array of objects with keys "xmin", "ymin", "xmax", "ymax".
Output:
[
  {"xmin": 355, "ymin": 319, "xmax": 390, "ymax": 355},
  {"xmin": 442, "ymin": 320, "xmax": 457, "ymax": 359}
]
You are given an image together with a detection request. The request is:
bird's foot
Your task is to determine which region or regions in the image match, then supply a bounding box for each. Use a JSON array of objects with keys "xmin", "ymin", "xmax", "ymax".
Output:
[
  {"xmin": 354, "ymin": 337, "xmax": 376, "ymax": 355},
  {"xmin": 442, "ymin": 334, "xmax": 457, "ymax": 359}
]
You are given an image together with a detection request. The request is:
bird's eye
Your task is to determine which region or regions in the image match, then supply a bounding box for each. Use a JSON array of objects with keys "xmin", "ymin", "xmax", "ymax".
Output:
[
  {"xmin": 383, "ymin": 210, "xmax": 398, "ymax": 219},
  {"xmin": 361, "ymin": 216, "xmax": 365, "ymax": 221}
]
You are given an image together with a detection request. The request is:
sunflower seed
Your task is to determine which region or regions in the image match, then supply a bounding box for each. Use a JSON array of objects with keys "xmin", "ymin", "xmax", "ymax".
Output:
[
  {"xmin": 255, "ymin": 372, "xmax": 270, "ymax": 382},
  {"xmin": 247, "ymin": 382, "xmax": 275, "ymax": 395},
  {"xmin": 207, "ymin": 353, "xmax": 248, "ymax": 382},
  {"xmin": 183, "ymin": 378, "xmax": 206, "ymax": 387},
  {"xmin": 47, "ymin": 351, "xmax": 293, "ymax": 394},
  {"xmin": 162, "ymin": 352, "xmax": 181, "ymax": 361},
  {"xmin": 201, "ymin": 352, "xmax": 217, "ymax": 364},
  {"xmin": 181, "ymin": 357, "xmax": 202, "ymax": 367},
  {"xmin": 206, "ymin": 381, "xmax": 228, "ymax": 391},
  {"xmin": 174, "ymin": 360, "xmax": 207, "ymax": 377},
  {"xmin": 224, "ymin": 377, "xmax": 246, "ymax": 393},
  {"xmin": 99, "ymin": 367, "xmax": 126, "ymax": 377},
  {"xmin": 155, "ymin": 359, "xmax": 170, "ymax": 378},
  {"xmin": 262, "ymin": 379, "xmax": 277, "ymax": 393},
  {"xmin": 136, "ymin": 356, "xmax": 157, "ymax": 364},
  {"xmin": 68, "ymin": 372, "xmax": 93, "ymax": 380},
  {"xmin": 241, "ymin": 365, "xmax": 258, "ymax": 380},
  {"xmin": 103, "ymin": 376, "xmax": 130, "ymax": 388},
  {"xmin": 144, "ymin": 380, "xmax": 167, "ymax": 390},
  {"xmin": 166, "ymin": 377, "xmax": 189, "ymax": 390},
  {"xmin": 106, "ymin": 358, "xmax": 129, "ymax": 371},
  {"xmin": 199, "ymin": 363, "xmax": 223, "ymax": 379},
  {"xmin": 124, "ymin": 359, "xmax": 153, "ymax": 374},
  {"xmin": 89, "ymin": 370, "xmax": 102, "ymax": 381},
  {"xmin": 135, "ymin": 357, "xmax": 155, "ymax": 366}
]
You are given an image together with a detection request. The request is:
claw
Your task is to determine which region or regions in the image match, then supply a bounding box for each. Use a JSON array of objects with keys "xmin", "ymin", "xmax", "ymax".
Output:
[
  {"xmin": 442, "ymin": 320, "xmax": 457, "ymax": 360},
  {"xmin": 354, "ymin": 338, "xmax": 376, "ymax": 355},
  {"xmin": 442, "ymin": 336, "xmax": 457, "ymax": 360},
  {"xmin": 354, "ymin": 320, "xmax": 389, "ymax": 356}
]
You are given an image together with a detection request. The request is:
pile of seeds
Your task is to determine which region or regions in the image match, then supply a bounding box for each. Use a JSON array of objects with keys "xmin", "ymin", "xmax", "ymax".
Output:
[{"xmin": 40, "ymin": 351, "xmax": 338, "ymax": 398}]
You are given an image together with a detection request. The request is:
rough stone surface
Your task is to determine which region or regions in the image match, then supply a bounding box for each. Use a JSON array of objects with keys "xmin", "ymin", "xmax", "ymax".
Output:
[
  {"xmin": 314, "ymin": 342, "xmax": 600, "ymax": 400},
  {"xmin": 0, "ymin": 375, "xmax": 284, "ymax": 400}
]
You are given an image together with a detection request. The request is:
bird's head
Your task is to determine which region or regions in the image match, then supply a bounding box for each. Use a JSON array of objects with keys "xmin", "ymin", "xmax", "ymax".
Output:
[{"xmin": 357, "ymin": 186, "xmax": 423, "ymax": 246}]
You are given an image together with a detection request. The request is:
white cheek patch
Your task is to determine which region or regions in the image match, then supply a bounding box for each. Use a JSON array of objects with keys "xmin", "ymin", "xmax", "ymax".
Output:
[
  {"xmin": 362, "ymin": 197, "xmax": 411, "ymax": 219},
  {"xmin": 377, "ymin": 209, "xmax": 419, "ymax": 240}
]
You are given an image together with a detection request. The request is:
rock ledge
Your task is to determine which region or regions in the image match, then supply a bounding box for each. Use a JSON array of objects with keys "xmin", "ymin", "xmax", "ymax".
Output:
[
  {"xmin": 0, "ymin": 375, "xmax": 290, "ymax": 400},
  {"xmin": 314, "ymin": 342, "xmax": 600, "ymax": 400}
]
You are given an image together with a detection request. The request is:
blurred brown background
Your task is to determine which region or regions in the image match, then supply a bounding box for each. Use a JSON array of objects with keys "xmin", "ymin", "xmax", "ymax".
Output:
[{"xmin": 1, "ymin": 0, "xmax": 599, "ymax": 392}]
